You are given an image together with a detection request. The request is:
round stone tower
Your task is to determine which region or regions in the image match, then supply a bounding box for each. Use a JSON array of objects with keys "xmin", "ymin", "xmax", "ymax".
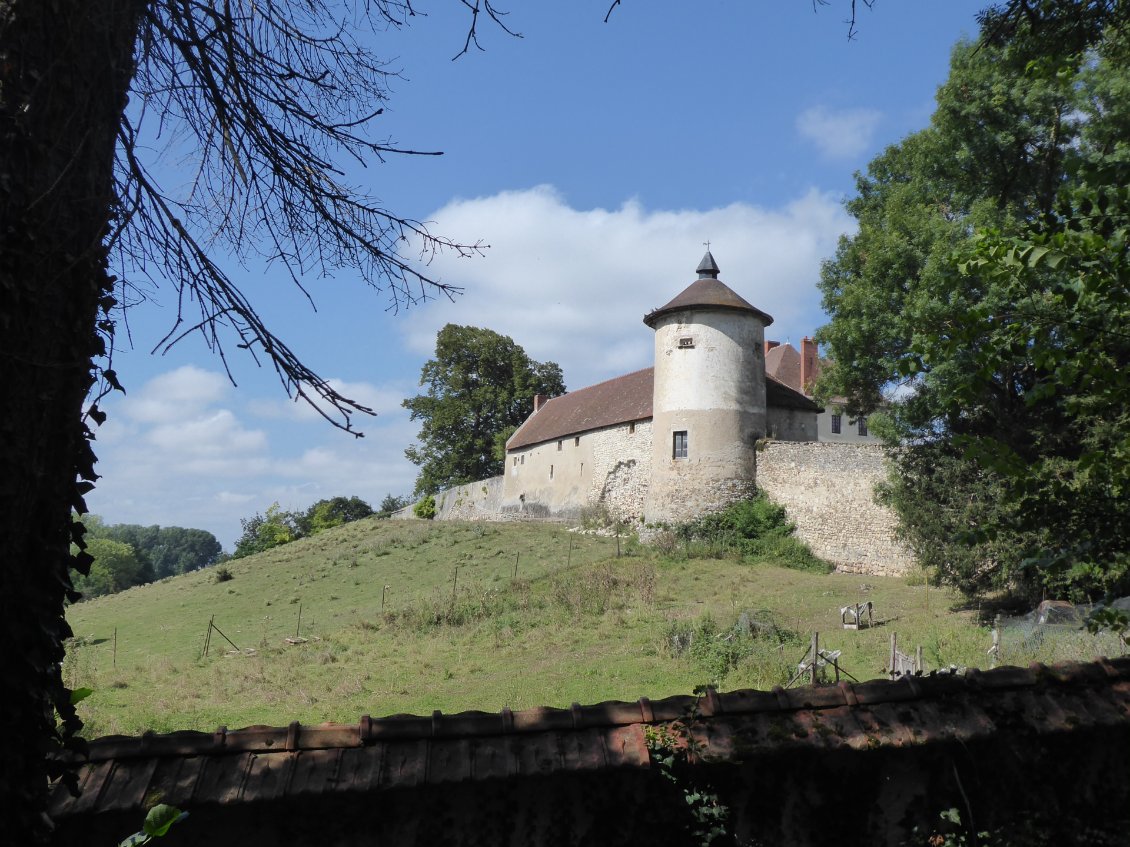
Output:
[{"xmin": 642, "ymin": 251, "xmax": 773, "ymax": 525}]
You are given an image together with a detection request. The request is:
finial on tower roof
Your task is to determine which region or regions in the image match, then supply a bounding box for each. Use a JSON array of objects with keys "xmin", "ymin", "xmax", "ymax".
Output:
[{"xmin": 696, "ymin": 245, "xmax": 720, "ymax": 279}]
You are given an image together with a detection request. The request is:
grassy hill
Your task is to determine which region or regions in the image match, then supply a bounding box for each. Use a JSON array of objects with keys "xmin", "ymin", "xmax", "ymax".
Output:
[{"xmin": 66, "ymin": 517, "xmax": 995, "ymax": 737}]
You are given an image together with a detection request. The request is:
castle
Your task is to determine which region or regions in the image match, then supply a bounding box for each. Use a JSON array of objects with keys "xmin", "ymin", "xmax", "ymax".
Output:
[
  {"xmin": 422, "ymin": 252, "xmax": 913, "ymax": 576},
  {"xmin": 501, "ymin": 251, "xmax": 833, "ymax": 524}
]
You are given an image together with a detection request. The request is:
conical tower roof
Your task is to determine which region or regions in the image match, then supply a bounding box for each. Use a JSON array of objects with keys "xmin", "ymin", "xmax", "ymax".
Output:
[{"xmin": 643, "ymin": 251, "xmax": 774, "ymax": 328}]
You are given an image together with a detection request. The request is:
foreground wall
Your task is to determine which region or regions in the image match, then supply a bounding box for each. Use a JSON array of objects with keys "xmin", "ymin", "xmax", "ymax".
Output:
[{"xmin": 756, "ymin": 441, "xmax": 914, "ymax": 576}]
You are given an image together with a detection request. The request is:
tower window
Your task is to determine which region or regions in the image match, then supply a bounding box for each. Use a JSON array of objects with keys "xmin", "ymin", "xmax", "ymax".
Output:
[
  {"xmin": 557, "ymin": 440, "xmax": 562, "ymax": 451},
  {"xmin": 550, "ymin": 464, "xmax": 554, "ymax": 480},
  {"xmin": 628, "ymin": 422, "xmax": 636, "ymax": 434},
  {"xmin": 831, "ymin": 414, "xmax": 842, "ymax": 435},
  {"xmin": 574, "ymin": 436, "xmax": 580, "ymax": 447},
  {"xmin": 673, "ymin": 430, "xmax": 688, "ymax": 459}
]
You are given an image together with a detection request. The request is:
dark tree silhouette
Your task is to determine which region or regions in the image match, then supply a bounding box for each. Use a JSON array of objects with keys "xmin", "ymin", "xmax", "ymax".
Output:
[{"xmin": 0, "ymin": 1, "xmax": 508, "ymax": 840}]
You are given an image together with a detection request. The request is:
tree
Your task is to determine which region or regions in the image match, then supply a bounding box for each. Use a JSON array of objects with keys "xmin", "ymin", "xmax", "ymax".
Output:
[
  {"xmin": 377, "ymin": 493, "xmax": 410, "ymax": 518},
  {"xmin": 71, "ymin": 538, "xmax": 147, "ymax": 599},
  {"xmin": 818, "ymin": 13, "xmax": 1130, "ymax": 601},
  {"xmin": 0, "ymin": 2, "xmax": 515, "ymax": 837},
  {"xmin": 295, "ymin": 496, "xmax": 374, "ymax": 537},
  {"xmin": 232, "ymin": 503, "xmax": 299, "ymax": 559},
  {"xmin": 403, "ymin": 324, "xmax": 565, "ymax": 495}
]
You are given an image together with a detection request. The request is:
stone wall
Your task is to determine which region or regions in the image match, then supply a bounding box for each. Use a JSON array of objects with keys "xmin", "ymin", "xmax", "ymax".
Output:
[
  {"xmin": 499, "ymin": 420, "xmax": 653, "ymax": 522},
  {"xmin": 433, "ymin": 476, "xmax": 505, "ymax": 521},
  {"xmin": 755, "ymin": 440, "xmax": 915, "ymax": 576}
]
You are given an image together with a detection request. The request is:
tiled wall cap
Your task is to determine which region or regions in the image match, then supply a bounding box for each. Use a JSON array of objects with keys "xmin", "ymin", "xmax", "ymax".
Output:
[
  {"xmin": 285, "ymin": 721, "xmax": 300, "ymax": 752},
  {"xmin": 213, "ymin": 727, "xmax": 228, "ymax": 750},
  {"xmin": 838, "ymin": 680, "xmax": 859, "ymax": 707},
  {"xmin": 638, "ymin": 697, "xmax": 654, "ymax": 723},
  {"xmin": 360, "ymin": 715, "xmax": 373, "ymax": 743},
  {"xmin": 699, "ymin": 687, "xmax": 722, "ymax": 717},
  {"xmin": 772, "ymin": 686, "xmax": 791, "ymax": 710}
]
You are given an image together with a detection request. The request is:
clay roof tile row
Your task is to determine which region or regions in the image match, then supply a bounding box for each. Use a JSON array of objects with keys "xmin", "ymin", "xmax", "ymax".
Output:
[{"xmin": 49, "ymin": 657, "xmax": 1130, "ymax": 820}]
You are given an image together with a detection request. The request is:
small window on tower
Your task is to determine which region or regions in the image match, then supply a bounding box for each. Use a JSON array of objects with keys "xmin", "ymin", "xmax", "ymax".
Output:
[
  {"xmin": 557, "ymin": 441, "xmax": 562, "ymax": 451},
  {"xmin": 574, "ymin": 436, "xmax": 580, "ymax": 447},
  {"xmin": 673, "ymin": 430, "xmax": 688, "ymax": 459},
  {"xmin": 678, "ymin": 337, "xmax": 695, "ymax": 349},
  {"xmin": 628, "ymin": 422, "xmax": 636, "ymax": 434},
  {"xmin": 549, "ymin": 465, "xmax": 554, "ymax": 480}
]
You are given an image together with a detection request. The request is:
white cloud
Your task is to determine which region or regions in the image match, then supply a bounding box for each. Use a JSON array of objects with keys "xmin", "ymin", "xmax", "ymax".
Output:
[
  {"xmin": 87, "ymin": 186, "xmax": 856, "ymax": 548},
  {"xmin": 796, "ymin": 106, "xmax": 882, "ymax": 160},
  {"xmin": 87, "ymin": 366, "xmax": 419, "ymax": 549},
  {"xmin": 402, "ymin": 185, "xmax": 854, "ymax": 390}
]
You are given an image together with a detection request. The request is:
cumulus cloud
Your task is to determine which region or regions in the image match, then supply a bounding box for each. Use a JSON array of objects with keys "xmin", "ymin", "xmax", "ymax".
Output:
[
  {"xmin": 402, "ymin": 186, "xmax": 853, "ymax": 390},
  {"xmin": 88, "ymin": 367, "xmax": 418, "ymax": 548},
  {"xmin": 87, "ymin": 186, "xmax": 855, "ymax": 548},
  {"xmin": 796, "ymin": 106, "xmax": 882, "ymax": 160}
]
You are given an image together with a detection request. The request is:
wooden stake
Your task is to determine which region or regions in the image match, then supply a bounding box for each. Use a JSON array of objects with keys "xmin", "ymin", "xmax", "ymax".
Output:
[
  {"xmin": 452, "ymin": 567, "xmax": 459, "ymax": 603},
  {"xmin": 113, "ymin": 627, "xmax": 117, "ymax": 670},
  {"xmin": 381, "ymin": 585, "xmax": 389, "ymax": 615},
  {"xmin": 513, "ymin": 552, "xmax": 519, "ymax": 580},
  {"xmin": 201, "ymin": 613, "xmax": 215, "ymax": 659},
  {"xmin": 889, "ymin": 632, "xmax": 897, "ymax": 678},
  {"xmin": 916, "ymin": 644, "xmax": 923, "ymax": 674},
  {"xmin": 568, "ymin": 536, "xmax": 574, "ymax": 568},
  {"xmin": 296, "ymin": 604, "xmax": 303, "ymax": 638},
  {"xmin": 810, "ymin": 631, "xmax": 819, "ymax": 686}
]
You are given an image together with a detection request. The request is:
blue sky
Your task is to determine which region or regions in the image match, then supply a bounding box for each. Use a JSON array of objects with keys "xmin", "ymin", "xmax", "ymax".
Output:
[{"xmin": 89, "ymin": 1, "xmax": 987, "ymax": 548}]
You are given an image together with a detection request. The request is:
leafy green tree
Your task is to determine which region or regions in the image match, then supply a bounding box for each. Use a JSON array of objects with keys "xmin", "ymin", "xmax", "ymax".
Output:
[
  {"xmin": 403, "ymin": 325, "xmax": 565, "ymax": 495},
  {"xmin": 72, "ymin": 538, "xmax": 147, "ymax": 599},
  {"xmin": 818, "ymin": 18, "xmax": 1130, "ymax": 601},
  {"xmin": 377, "ymin": 494, "xmax": 410, "ymax": 518},
  {"xmin": 295, "ymin": 496, "xmax": 374, "ymax": 536},
  {"xmin": 232, "ymin": 503, "xmax": 299, "ymax": 559}
]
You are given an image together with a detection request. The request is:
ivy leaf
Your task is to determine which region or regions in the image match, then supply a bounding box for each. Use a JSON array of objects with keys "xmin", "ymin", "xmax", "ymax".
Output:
[
  {"xmin": 69, "ymin": 687, "xmax": 93, "ymax": 706},
  {"xmin": 143, "ymin": 804, "xmax": 187, "ymax": 838}
]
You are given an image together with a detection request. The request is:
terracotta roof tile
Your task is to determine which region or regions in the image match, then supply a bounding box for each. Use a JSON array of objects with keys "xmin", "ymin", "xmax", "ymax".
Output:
[
  {"xmin": 49, "ymin": 657, "xmax": 1130, "ymax": 822},
  {"xmin": 643, "ymin": 278, "xmax": 774, "ymax": 328},
  {"xmin": 506, "ymin": 368, "xmax": 653, "ymax": 450},
  {"xmin": 506, "ymin": 367, "xmax": 819, "ymax": 451}
]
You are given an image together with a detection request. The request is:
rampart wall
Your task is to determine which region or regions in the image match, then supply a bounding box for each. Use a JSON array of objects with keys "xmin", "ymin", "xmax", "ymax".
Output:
[{"xmin": 756, "ymin": 441, "xmax": 914, "ymax": 576}]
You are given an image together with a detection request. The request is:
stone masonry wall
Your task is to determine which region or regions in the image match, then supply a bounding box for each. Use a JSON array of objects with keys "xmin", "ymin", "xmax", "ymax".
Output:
[
  {"xmin": 755, "ymin": 441, "xmax": 915, "ymax": 576},
  {"xmin": 433, "ymin": 476, "xmax": 505, "ymax": 521},
  {"xmin": 588, "ymin": 419, "xmax": 652, "ymax": 524}
]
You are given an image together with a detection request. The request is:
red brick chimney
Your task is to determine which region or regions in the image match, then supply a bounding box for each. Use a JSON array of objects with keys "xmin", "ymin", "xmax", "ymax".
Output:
[
  {"xmin": 533, "ymin": 394, "xmax": 548, "ymax": 412},
  {"xmin": 764, "ymin": 340, "xmax": 781, "ymax": 355},
  {"xmin": 800, "ymin": 337, "xmax": 819, "ymax": 395}
]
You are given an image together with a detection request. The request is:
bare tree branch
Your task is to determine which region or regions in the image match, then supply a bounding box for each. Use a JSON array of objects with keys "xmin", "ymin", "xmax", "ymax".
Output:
[{"xmin": 111, "ymin": 0, "xmax": 505, "ymax": 432}]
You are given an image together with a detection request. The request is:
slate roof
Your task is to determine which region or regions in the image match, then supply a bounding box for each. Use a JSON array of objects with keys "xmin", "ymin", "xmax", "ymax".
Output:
[
  {"xmin": 48, "ymin": 657, "xmax": 1130, "ymax": 821},
  {"xmin": 506, "ymin": 368, "xmax": 819, "ymax": 450}
]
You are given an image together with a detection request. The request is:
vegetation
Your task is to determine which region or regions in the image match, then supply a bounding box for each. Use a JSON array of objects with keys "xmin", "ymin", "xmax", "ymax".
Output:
[
  {"xmin": 818, "ymin": 12, "xmax": 1130, "ymax": 603},
  {"xmin": 403, "ymin": 324, "xmax": 566, "ymax": 495},
  {"xmin": 659, "ymin": 495, "xmax": 832, "ymax": 573},
  {"xmin": 413, "ymin": 495, "xmax": 438, "ymax": 521},
  {"xmin": 233, "ymin": 496, "xmax": 374, "ymax": 559},
  {"xmin": 61, "ymin": 518, "xmax": 1098, "ymax": 739},
  {"xmin": 69, "ymin": 518, "xmax": 224, "ymax": 600}
]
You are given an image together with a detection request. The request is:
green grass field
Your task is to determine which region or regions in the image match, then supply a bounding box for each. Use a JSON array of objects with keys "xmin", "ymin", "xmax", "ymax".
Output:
[{"xmin": 64, "ymin": 517, "xmax": 1108, "ymax": 738}]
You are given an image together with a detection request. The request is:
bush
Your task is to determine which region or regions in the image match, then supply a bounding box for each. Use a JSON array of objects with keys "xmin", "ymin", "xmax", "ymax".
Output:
[
  {"xmin": 664, "ymin": 494, "xmax": 832, "ymax": 572},
  {"xmin": 413, "ymin": 495, "xmax": 437, "ymax": 520},
  {"xmin": 213, "ymin": 566, "xmax": 234, "ymax": 583}
]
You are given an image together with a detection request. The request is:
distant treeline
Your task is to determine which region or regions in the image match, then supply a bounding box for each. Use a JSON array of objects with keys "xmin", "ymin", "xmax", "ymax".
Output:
[
  {"xmin": 73, "ymin": 517, "xmax": 223, "ymax": 600},
  {"xmin": 231, "ymin": 494, "xmax": 408, "ymax": 559}
]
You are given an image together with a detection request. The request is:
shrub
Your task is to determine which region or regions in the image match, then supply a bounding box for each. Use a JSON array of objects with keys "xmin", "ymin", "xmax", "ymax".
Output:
[
  {"xmin": 667, "ymin": 494, "xmax": 832, "ymax": 572},
  {"xmin": 413, "ymin": 495, "xmax": 437, "ymax": 520},
  {"xmin": 213, "ymin": 566, "xmax": 234, "ymax": 583}
]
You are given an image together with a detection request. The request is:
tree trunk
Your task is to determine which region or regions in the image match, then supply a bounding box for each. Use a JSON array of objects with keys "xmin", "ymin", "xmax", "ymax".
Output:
[{"xmin": 0, "ymin": 0, "xmax": 145, "ymax": 841}]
